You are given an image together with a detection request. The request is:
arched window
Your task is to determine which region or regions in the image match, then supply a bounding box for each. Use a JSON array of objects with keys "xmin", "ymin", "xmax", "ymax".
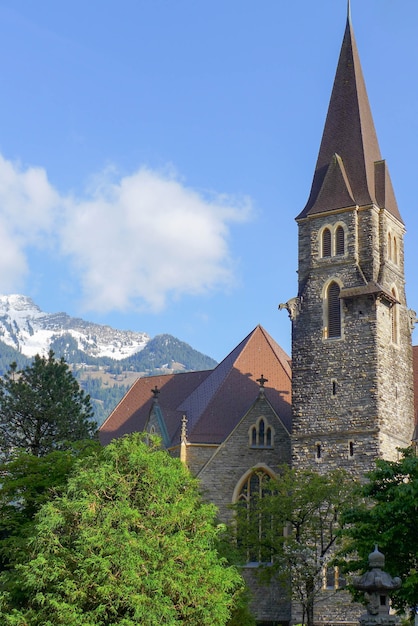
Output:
[
  {"xmin": 236, "ymin": 469, "xmax": 274, "ymax": 563},
  {"xmin": 393, "ymin": 237, "xmax": 398, "ymax": 265},
  {"xmin": 335, "ymin": 225, "xmax": 345, "ymax": 255},
  {"xmin": 322, "ymin": 228, "xmax": 331, "ymax": 257},
  {"xmin": 249, "ymin": 417, "xmax": 274, "ymax": 448},
  {"xmin": 387, "ymin": 232, "xmax": 392, "ymax": 261},
  {"xmin": 251, "ymin": 427, "xmax": 257, "ymax": 447},
  {"xmin": 327, "ymin": 281, "xmax": 341, "ymax": 338}
]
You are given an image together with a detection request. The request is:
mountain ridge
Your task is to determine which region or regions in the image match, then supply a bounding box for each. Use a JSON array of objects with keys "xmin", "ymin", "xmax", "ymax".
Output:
[
  {"xmin": 0, "ymin": 295, "xmax": 217, "ymax": 424},
  {"xmin": 0, "ymin": 294, "xmax": 150, "ymax": 360}
]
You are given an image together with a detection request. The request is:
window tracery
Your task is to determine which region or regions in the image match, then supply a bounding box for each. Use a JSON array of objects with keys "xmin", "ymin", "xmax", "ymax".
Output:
[
  {"xmin": 235, "ymin": 468, "xmax": 274, "ymax": 564},
  {"xmin": 319, "ymin": 223, "xmax": 347, "ymax": 259},
  {"xmin": 249, "ymin": 416, "xmax": 275, "ymax": 448}
]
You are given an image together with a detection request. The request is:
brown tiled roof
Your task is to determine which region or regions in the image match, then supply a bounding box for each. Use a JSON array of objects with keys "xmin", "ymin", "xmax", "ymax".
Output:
[
  {"xmin": 182, "ymin": 325, "xmax": 292, "ymax": 443},
  {"xmin": 99, "ymin": 325, "xmax": 292, "ymax": 447},
  {"xmin": 99, "ymin": 370, "xmax": 211, "ymax": 446},
  {"xmin": 297, "ymin": 15, "xmax": 402, "ymax": 223}
]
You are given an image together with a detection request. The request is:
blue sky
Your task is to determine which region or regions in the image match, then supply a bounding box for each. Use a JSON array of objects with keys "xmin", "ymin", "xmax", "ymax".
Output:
[{"xmin": 0, "ymin": 0, "xmax": 416, "ymax": 362}]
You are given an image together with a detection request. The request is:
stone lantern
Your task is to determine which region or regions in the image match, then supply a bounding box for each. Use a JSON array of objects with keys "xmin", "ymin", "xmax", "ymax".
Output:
[{"xmin": 353, "ymin": 546, "xmax": 401, "ymax": 626}]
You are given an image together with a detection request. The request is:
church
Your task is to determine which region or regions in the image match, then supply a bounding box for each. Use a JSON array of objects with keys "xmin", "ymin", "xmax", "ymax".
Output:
[{"xmin": 99, "ymin": 7, "xmax": 417, "ymax": 625}]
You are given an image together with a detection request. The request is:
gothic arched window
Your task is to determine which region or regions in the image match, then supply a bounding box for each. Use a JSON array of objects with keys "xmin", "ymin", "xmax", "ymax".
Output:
[
  {"xmin": 236, "ymin": 469, "xmax": 274, "ymax": 564},
  {"xmin": 249, "ymin": 417, "xmax": 274, "ymax": 448},
  {"xmin": 335, "ymin": 225, "xmax": 345, "ymax": 255},
  {"xmin": 327, "ymin": 282, "xmax": 341, "ymax": 338},
  {"xmin": 322, "ymin": 228, "xmax": 331, "ymax": 257},
  {"xmin": 393, "ymin": 236, "xmax": 398, "ymax": 265},
  {"xmin": 387, "ymin": 232, "xmax": 392, "ymax": 261}
]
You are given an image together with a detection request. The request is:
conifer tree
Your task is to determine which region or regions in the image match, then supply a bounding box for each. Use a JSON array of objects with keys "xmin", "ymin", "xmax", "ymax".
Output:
[{"xmin": 0, "ymin": 350, "xmax": 96, "ymax": 459}]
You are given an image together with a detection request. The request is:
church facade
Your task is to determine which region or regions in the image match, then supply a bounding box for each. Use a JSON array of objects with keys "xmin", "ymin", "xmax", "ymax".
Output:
[{"xmin": 99, "ymin": 9, "xmax": 416, "ymax": 626}]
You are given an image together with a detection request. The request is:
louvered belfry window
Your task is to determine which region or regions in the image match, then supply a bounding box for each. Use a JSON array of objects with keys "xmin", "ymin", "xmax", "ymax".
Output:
[
  {"xmin": 336, "ymin": 225, "xmax": 345, "ymax": 255},
  {"xmin": 322, "ymin": 228, "xmax": 331, "ymax": 257},
  {"xmin": 328, "ymin": 282, "xmax": 341, "ymax": 338}
]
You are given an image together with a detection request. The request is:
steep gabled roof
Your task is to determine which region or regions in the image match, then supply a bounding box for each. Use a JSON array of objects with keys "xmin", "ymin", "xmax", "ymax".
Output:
[
  {"xmin": 99, "ymin": 325, "xmax": 292, "ymax": 447},
  {"xmin": 99, "ymin": 370, "xmax": 211, "ymax": 446},
  {"xmin": 298, "ymin": 12, "xmax": 402, "ymax": 222},
  {"xmin": 180, "ymin": 325, "xmax": 291, "ymax": 443}
]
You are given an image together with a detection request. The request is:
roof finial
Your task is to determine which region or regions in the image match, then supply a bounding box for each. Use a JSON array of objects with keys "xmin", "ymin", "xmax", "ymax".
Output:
[
  {"xmin": 257, "ymin": 374, "xmax": 268, "ymax": 388},
  {"xmin": 347, "ymin": 0, "xmax": 351, "ymax": 24}
]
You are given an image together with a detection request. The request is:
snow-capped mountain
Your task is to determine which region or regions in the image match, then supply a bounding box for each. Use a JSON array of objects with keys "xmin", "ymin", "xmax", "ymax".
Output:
[{"xmin": 0, "ymin": 295, "xmax": 150, "ymax": 360}]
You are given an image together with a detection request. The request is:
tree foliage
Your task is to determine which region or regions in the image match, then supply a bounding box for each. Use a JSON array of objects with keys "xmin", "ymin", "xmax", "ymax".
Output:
[
  {"xmin": 0, "ymin": 433, "xmax": 245, "ymax": 625},
  {"xmin": 0, "ymin": 440, "xmax": 100, "ymax": 573},
  {"xmin": 0, "ymin": 351, "xmax": 96, "ymax": 459},
  {"xmin": 342, "ymin": 447, "xmax": 418, "ymax": 616},
  {"xmin": 235, "ymin": 466, "xmax": 358, "ymax": 626}
]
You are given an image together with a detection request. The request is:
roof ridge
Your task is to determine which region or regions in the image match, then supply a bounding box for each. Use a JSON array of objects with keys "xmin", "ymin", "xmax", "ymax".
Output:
[
  {"xmin": 177, "ymin": 326, "xmax": 258, "ymax": 433},
  {"xmin": 257, "ymin": 325, "xmax": 292, "ymax": 379}
]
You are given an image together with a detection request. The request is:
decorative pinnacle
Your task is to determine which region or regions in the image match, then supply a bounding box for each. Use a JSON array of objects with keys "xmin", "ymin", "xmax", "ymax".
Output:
[
  {"xmin": 151, "ymin": 385, "xmax": 160, "ymax": 399},
  {"xmin": 347, "ymin": 0, "xmax": 351, "ymax": 23},
  {"xmin": 181, "ymin": 414, "xmax": 188, "ymax": 441}
]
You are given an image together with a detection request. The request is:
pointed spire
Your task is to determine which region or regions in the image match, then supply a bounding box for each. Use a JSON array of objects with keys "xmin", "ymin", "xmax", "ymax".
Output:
[{"xmin": 297, "ymin": 9, "xmax": 402, "ymax": 223}]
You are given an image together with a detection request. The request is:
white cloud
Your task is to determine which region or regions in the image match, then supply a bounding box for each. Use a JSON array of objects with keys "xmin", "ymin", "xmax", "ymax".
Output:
[
  {"xmin": 0, "ymin": 156, "xmax": 253, "ymax": 312},
  {"xmin": 0, "ymin": 155, "xmax": 60, "ymax": 242},
  {"xmin": 0, "ymin": 156, "xmax": 61, "ymax": 291},
  {"xmin": 61, "ymin": 167, "xmax": 252, "ymax": 312}
]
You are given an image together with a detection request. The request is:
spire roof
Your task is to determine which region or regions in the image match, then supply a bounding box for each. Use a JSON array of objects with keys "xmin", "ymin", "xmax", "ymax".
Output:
[{"xmin": 297, "ymin": 13, "xmax": 402, "ymax": 223}]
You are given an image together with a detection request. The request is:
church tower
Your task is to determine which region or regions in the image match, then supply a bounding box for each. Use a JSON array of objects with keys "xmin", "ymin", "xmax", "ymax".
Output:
[{"xmin": 289, "ymin": 9, "xmax": 415, "ymax": 473}]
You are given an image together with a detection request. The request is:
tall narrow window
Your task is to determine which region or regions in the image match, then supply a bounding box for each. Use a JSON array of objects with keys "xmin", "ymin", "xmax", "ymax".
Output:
[
  {"xmin": 251, "ymin": 427, "xmax": 257, "ymax": 446},
  {"xmin": 327, "ymin": 282, "xmax": 341, "ymax": 338},
  {"xmin": 387, "ymin": 232, "xmax": 392, "ymax": 261},
  {"xmin": 236, "ymin": 470, "xmax": 273, "ymax": 563},
  {"xmin": 322, "ymin": 228, "xmax": 331, "ymax": 257},
  {"xmin": 336, "ymin": 225, "xmax": 345, "ymax": 255},
  {"xmin": 391, "ymin": 288, "xmax": 399, "ymax": 344},
  {"xmin": 259, "ymin": 419, "xmax": 265, "ymax": 443},
  {"xmin": 393, "ymin": 237, "xmax": 398, "ymax": 265}
]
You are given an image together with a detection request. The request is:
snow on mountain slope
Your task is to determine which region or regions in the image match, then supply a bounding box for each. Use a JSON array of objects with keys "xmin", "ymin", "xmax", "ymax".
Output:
[{"xmin": 0, "ymin": 295, "xmax": 150, "ymax": 360}]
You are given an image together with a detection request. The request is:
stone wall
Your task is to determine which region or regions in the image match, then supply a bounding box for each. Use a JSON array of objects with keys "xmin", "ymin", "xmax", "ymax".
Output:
[{"xmin": 292, "ymin": 206, "xmax": 414, "ymax": 476}]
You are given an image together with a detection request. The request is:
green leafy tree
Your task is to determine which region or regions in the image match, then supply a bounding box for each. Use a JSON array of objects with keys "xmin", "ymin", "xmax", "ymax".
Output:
[
  {"xmin": 0, "ymin": 440, "xmax": 100, "ymax": 573},
  {"xmin": 0, "ymin": 433, "xmax": 245, "ymax": 625},
  {"xmin": 0, "ymin": 351, "xmax": 96, "ymax": 459},
  {"xmin": 235, "ymin": 466, "xmax": 358, "ymax": 626},
  {"xmin": 342, "ymin": 447, "xmax": 418, "ymax": 617}
]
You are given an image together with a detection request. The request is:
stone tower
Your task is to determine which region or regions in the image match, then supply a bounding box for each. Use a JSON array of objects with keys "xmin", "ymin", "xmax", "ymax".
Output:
[{"xmin": 288, "ymin": 10, "xmax": 415, "ymax": 473}]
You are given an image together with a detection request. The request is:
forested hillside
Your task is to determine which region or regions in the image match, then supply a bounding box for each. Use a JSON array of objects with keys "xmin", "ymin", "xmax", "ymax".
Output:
[{"xmin": 0, "ymin": 334, "xmax": 217, "ymax": 425}]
